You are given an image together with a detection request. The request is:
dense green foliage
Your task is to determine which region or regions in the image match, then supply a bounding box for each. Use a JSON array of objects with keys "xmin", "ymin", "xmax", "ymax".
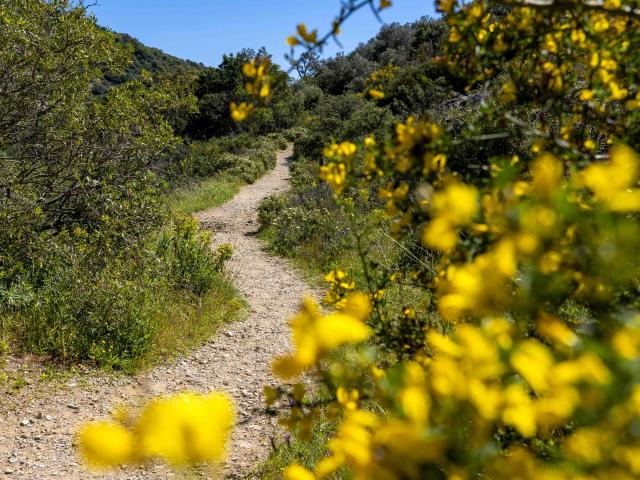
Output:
[
  {"xmin": 260, "ymin": 18, "xmax": 457, "ymax": 267},
  {"xmin": 0, "ymin": 0, "xmax": 290, "ymax": 370},
  {"xmin": 184, "ymin": 49, "xmax": 302, "ymax": 140}
]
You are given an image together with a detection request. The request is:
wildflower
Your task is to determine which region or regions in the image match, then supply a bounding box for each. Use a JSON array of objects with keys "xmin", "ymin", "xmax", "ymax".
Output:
[
  {"xmin": 422, "ymin": 182, "xmax": 478, "ymax": 251},
  {"xmin": 580, "ymin": 144, "xmax": 640, "ymax": 211},
  {"xmin": 230, "ymin": 102, "xmax": 255, "ymax": 122},
  {"xmin": 501, "ymin": 81, "xmax": 517, "ymax": 103},
  {"xmin": 531, "ymin": 153, "xmax": 563, "ymax": 200},
  {"xmin": 286, "ymin": 36, "xmax": 301, "ymax": 46},
  {"xmin": 337, "ymin": 387, "xmax": 360, "ymax": 411},
  {"xmin": 273, "ymin": 294, "xmax": 371, "ymax": 380},
  {"xmin": 437, "ymin": 240, "xmax": 516, "ymax": 320},
  {"xmin": 137, "ymin": 392, "xmax": 235, "ymax": 466},
  {"xmin": 78, "ymin": 422, "xmax": 136, "ymax": 469},
  {"xmin": 284, "ymin": 464, "xmax": 316, "ymax": 480},
  {"xmin": 437, "ymin": 0, "xmax": 455, "ymax": 13},
  {"xmin": 320, "ymin": 162, "xmax": 347, "ymax": 194},
  {"xmin": 538, "ymin": 316, "xmax": 578, "ymax": 349},
  {"xmin": 510, "ymin": 340, "xmax": 554, "ymax": 392},
  {"xmin": 502, "ymin": 383, "xmax": 537, "ymax": 437},
  {"xmin": 368, "ymin": 88, "xmax": 385, "ymax": 99},
  {"xmin": 296, "ymin": 24, "xmax": 318, "ymax": 44}
]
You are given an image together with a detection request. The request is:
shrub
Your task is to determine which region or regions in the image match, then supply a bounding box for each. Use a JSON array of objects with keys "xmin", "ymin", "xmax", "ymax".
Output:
[
  {"xmin": 257, "ymin": 195, "xmax": 287, "ymax": 231},
  {"xmin": 1, "ymin": 212, "xmax": 231, "ymax": 370}
]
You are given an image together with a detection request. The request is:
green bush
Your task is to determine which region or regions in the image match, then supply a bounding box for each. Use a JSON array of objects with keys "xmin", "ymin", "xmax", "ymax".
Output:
[
  {"xmin": 257, "ymin": 195, "xmax": 287, "ymax": 231},
  {"xmin": 0, "ymin": 213, "xmax": 232, "ymax": 371}
]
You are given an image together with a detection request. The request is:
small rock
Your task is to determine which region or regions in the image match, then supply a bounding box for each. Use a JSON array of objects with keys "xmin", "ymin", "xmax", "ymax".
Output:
[
  {"xmin": 66, "ymin": 404, "xmax": 79, "ymax": 411},
  {"xmin": 44, "ymin": 415, "xmax": 53, "ymax": 421},
  {"xmin": 4, "ymin": 469, "xmax": 14, "ymax": 474},
  {"xmin": 19, "ymin": 418, "xmax": 30, "ymax": 427}
]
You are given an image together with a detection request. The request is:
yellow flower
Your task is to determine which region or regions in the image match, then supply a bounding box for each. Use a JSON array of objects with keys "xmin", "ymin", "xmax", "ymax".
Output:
[
  {"xmin": 273, "ymin": 294, "xmax": 371, "ymax": 380},
  {"xmin": 286, "ymin": 36, "xmax": 301, "ymax": 46},
  {"xmin": 78, "ymin": 421, "xmax": 136, "ymax": 469},
  {"xmin": 612, "ymin": 324, "xmax": 640, "ymax": 360},
  {"xmin": 433, "ymin": 182, "xmax": 478, "ymax": 225},
  {"xmin": 259, "ymin": 83, "xmax": 271, "ymax": 98},
  {"xmin": 536, "ymin": 314, "xmax": 578, "ymax": 348},
  {"xmin": 580, "ymin": 144, "xmax": 640, "ymax": 211},
  {"xmin": 368, "ymin": 88, "xmax": 385, "ymax": 99},
  {"xmin": 469, "ymin": 380, "xmax": 502, "ymax": 420},
  {"xmin": 315, "ymin": 313, "xmax": 370, "ymax": 350},
  {"xmin": 584, "ymin": 138, "xmax": 597, "ymax": 150},
  {"xmin": 263, "ymin": 386, "xmax": 278, "ymax": 407},
  {"xmin": 296, "ymin": 23, "xmax": 318, "ymax": 44},
  {"xmin": 337, "ymin": 387, "xmax": 360, "ymax": 411},
  {"xmin": 400, "ymin": 386, "xmax": 430, "ymax": 424},
  {"xmin": 284, "ymin": 464, "xmax": 316, "ymax": 480},
  {"xmin": 502, "ymin": 383, "xmax": 537, "ymax": 437},
  {"xmin": 535, "ymin": 386, "xmax": 580, "ymax": 428},
  {"xmin": 500, "ymin": 81, "xmax": 517, "ymax": 103},
  {"xmin": 422, "ymin": 182, "xmax": 479, "ymax": 251},
  {"xmin": 428, "ymin": 330, "xmax": 463, "ymax": 357},
  {"xmin": 136, "ymin": 392, "xmax": 235, "ymax": 466},
  {"xmin": 320, "ymin": 162, "xmax": 347, "ymax": 194},
  {"xmin": 564, "ymin": 428, "xmax": 605, "ymax": 463},
  {"xmin": 579, "ymin": 89, "xmax": 596, "ymax": 101},
  {"xmin": 510, "ymin": 340, "xmax": 554, "ymax": 392},
  {"xmin": 422, "ymin": 217, "xmax": 459, "ymax": 251},
  {"xmin": 437, "ymin": 0, "xmax": 455, "ymax": 13},
  {"xmin": 437, "ymin": 240, "xmax": 516, "ymax": 320},
  {"xmin": 242, "ymin": 62, "xmax": 257, "ymax": 77},
  {"xmin": 230, "ymin": 101, "xmax": 255, "ymax": 122},
  {"xmin": 531, "ymin": 153, "xmax": 563, "ymax": 200}
]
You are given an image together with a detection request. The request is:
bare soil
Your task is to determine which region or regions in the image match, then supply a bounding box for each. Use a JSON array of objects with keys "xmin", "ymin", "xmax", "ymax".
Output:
[{"xmin": 0, "ymin": 147, "xmax": 315, "ymax": 479}]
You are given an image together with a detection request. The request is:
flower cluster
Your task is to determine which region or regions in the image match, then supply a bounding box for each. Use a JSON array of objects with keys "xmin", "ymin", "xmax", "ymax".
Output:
[
  {"xmin": 230, "ymin": 56, "xmax": 272, "ymax": 122},
  {"xmin": 323, "ymin": 268, "xmax": 356, "ymax": 308},
  {"xmin": 272, "ymin": 293, "xmax": 372, "ymax": 380},
  {"xmin": 78, "ymin": 392, "xmax": 234, "ymax": 469}
]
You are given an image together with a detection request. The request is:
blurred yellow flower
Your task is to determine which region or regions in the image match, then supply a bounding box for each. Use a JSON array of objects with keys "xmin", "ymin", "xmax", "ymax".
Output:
[
  {"xmin": 78, "ymin": 422, "xmax": 136, "ymax": 469},
  {"xmin": 137, "ymin": 392, "xmax": 235, "ymax": 466}
]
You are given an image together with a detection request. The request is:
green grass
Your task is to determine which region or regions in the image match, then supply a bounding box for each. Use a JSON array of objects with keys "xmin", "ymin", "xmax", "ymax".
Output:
[
  {"xmin": 171, "ymin": 174, "xmax": 242, "ymax": 215},
  {"xmin": 141, "ymin": 275, "xmax": 247, "ymax": 368}
]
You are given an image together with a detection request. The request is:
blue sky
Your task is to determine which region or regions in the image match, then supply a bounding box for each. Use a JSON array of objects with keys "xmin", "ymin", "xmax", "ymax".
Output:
[{"xmin": 91, "ymin": 1, "xmax": 436, "ymax": 68}]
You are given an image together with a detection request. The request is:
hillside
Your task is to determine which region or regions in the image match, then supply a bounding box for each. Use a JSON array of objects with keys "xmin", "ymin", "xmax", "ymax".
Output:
[{"xmin": 95, "ymin": 31, "xmax": 206, "ymax": 93}]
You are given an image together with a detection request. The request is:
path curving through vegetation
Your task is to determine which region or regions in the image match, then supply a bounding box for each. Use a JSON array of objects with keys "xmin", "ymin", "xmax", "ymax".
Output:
[{"xmin": 0, "ymin": 147, "xmax": 316, "ymax": 479}]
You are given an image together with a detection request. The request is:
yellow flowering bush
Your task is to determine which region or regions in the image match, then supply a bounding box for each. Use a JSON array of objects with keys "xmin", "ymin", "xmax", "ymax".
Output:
[
  {"xmin": 77, "ymin": 1, "xmax": 640, "ymax": 477},
  {"xmin": 269, "ymin": 1, "xmax": 640, "ymax": 479}
]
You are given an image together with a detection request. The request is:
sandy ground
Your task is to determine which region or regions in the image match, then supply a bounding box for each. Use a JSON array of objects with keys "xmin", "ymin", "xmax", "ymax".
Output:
[{"xmin": 0, "ymin": 147, "xmax": 315, "ymax": 479}]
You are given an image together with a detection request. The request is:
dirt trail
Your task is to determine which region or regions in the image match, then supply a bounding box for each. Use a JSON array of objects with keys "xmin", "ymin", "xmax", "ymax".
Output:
[{"xmin": 0, "ymin": 147, "xmax": 315, "ymax": 479}]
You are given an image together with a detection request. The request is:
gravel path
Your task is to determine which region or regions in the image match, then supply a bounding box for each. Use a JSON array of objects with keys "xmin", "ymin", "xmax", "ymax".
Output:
[{"xmin": 0, "ymin": 147, "xmax": 315, "ymax": 479}]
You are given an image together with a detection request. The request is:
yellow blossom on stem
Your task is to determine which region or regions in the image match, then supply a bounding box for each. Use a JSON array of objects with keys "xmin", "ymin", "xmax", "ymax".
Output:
[{"xmin": 273, "ymin": 294, "xmax": 371, "ymax": 380}]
